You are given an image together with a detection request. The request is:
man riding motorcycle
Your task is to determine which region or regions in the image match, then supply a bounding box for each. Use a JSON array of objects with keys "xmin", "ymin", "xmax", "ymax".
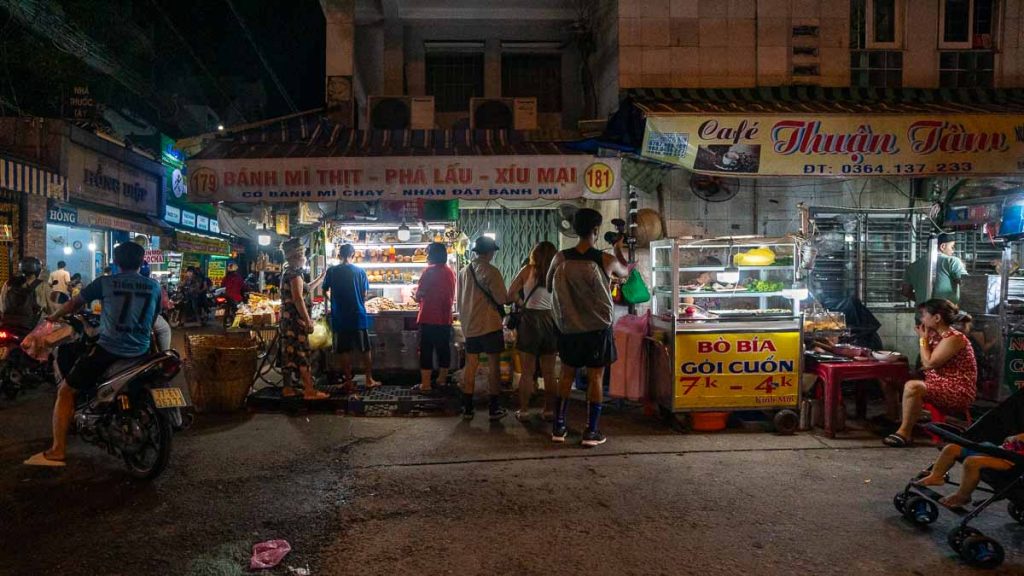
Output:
[{"xmin": 24, "ymin": 242, "xmax": 162, "ymax": 467}]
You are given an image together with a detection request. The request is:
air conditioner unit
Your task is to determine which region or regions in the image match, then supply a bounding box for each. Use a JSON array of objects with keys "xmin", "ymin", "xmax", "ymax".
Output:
[
  {"xmin": 469, "ymin": 97, "xmax": 538, "ymax": 130},
  {"xmin": 367, "ymin": 96, "xmax": 435, "ymax": 130}
]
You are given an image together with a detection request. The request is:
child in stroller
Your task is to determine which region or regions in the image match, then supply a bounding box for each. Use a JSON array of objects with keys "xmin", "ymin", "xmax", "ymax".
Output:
[
  {"xmin": 915, "ymin": 433, "xmax": 1024, "ymax": 508},
  {"xmin": 894, "ymin": 390, "xmax": 1024, "ymax": 569}
]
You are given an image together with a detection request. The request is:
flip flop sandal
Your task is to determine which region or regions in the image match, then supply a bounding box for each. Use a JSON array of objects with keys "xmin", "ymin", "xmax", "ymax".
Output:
[
  {"xmin": 23, "ymin": 452, "xmax": 65, "ymax": 467},
  {"xmin": 411, "ymin": 385, "xmax": 435, "ymax": 395},
  {"xmin": 364, "ymin": 381, "xmax": 383, "ymax": 390},
  {"xmin": 883, "ymin": 433, "xmax": 913, "ymax": 447}
]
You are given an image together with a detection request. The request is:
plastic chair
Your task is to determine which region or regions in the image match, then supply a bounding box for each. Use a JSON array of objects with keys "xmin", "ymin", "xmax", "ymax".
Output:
[{"xmin": 922, "ymin": 402, "xmax": 973, "ymax": 444}]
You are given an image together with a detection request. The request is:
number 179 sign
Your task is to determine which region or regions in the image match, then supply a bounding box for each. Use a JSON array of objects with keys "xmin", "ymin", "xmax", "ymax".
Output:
[{"xmin": 673, "ymin": 331, "xmax": 802, "ymax": 410}]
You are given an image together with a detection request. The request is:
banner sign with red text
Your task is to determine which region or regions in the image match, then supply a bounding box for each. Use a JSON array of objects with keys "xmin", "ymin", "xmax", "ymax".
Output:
[
  {"xmin": 643, "ymin": 114, "xmax": 1024, "ymax": 177},
  {"xmin": 185, "ymin": 156, "xmax": 621, "ymax": 203}
]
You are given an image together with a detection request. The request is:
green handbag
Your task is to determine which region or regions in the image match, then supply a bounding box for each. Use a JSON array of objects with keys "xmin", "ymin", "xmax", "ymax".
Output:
[{"xmin": 620, "ymin": 268, "xmax": 651, "ymax": 305}]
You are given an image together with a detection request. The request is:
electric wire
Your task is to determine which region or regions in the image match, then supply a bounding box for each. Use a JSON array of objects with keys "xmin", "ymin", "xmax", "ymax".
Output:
[{"xmin": 222, "ymin": 0, "xmax": 298, "ymax": 113}]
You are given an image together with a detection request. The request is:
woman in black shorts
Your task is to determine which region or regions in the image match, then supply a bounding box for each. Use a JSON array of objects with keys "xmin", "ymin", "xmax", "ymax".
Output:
[{"xmin": 508, "ymin": 241, "xmax": 559, "ymax": 421}]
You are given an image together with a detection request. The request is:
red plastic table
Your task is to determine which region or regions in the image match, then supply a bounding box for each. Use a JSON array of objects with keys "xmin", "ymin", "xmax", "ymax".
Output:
[{"xmin": 807, "ymin": 359, "xmax": 911, "ymax": 438}]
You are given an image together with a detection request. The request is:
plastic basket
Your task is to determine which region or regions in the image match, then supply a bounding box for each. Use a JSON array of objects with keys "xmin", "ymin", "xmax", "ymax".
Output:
[{"xmin": 185, "ymin": 334, "xmax": 257, "ymax": 413}]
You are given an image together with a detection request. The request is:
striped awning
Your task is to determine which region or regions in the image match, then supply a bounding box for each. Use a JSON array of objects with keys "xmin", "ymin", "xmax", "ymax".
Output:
[{"xmin": 0, "ymin": 156, "xmax": 65, "ymax": 199}]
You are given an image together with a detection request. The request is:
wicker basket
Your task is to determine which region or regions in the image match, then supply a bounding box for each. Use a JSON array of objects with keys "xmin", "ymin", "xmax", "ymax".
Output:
[{"xmin": 185, "ymin": 334, "xmax": 257, "ymax": 413}]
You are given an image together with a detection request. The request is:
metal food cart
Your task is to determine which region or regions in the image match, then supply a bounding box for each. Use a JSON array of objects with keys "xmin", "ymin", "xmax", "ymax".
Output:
[{"xmin": 649, "ymin": 236, "xmax": 805, "ymax": 433}]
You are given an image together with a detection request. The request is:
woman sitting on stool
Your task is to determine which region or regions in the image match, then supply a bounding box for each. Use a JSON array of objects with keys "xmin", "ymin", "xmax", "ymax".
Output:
[{"xmin": 883, "ymin": 299, "xmax": 977, "ymax": 447}]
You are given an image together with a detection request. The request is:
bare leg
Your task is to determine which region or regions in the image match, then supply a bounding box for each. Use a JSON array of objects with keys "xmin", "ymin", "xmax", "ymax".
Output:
[
  {"xmin": 486, "ymin": 352, "xmax": 501, "ymax": 397},
  {"xmin": 557, "ymin": 363, "xmax": 575, "ymax": 400},
  {"xmin": 363, "ymin": 350, "xmax": 379, "ymax": 387},
  {"xmin": 46, "ymin": 383, "xmax": 75, "ymax": 460},
  {"xmin": 894, "ymin": 380, "xmax": 926, "ymax": 440},
  {"xmin": 586, "ymin": 366, "xmax": 604, "ymax": 405},
  {"xmin": 419, "ymin": 369, "xmax": 433, "ymax": 390},
  {"xmin": 941, "ymin": 456, "xmax": 1014, "ymax": 508},
  {"xmin": 299, "ymin": 366, "xmax": 327, "ymax": 399},
  {"xmin": 340, "ymin": 352, "xmax": 354, "ymax": 382},
  {"xmin": 917, "ymin": 444, "xmax": 963, "ymax": 486},
  {"xmin": 518, "ymin": 351, "xmax": 537, "ymax": 414},
  {"xmin": 540, "ymin": 354, "xmax": 557, "ymax": 418},
  {"xmin": 437, "ymin": 366, "xmax": 449, "ymax": 386},
  {"xmin": 882, "ymin": 380, "xmax": 902, "ymax": 421},
  {"xmin": 463, "ymin": 354, "xmax": 479, "ymax": 395}
]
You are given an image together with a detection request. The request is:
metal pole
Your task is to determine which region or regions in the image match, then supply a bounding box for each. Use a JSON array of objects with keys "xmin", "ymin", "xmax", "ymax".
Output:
[{"xmin": 926, "ymin": 237, "xmax": 938, "ymax": 301}]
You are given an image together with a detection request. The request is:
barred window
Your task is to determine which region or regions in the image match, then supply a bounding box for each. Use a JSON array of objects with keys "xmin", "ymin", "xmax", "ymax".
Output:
[
  {"xmin": 425, "ymin": 52, "xmax": 484, "ymax": 113},
  {"xmin": 939, "ymin": 50, "xmax": 994, "ymax": 88},
  {"xmin": 501, "ymin": 54, "xmax": 562, "ymax": 113},
  {"xmin": 851, "ymin": 50, "xmax": 903, "ymax": 88}
]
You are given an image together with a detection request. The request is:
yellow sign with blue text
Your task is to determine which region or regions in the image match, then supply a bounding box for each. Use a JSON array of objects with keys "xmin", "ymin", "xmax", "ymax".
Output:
[{"xmin": 673, "ymin": 331, "xmax": 801, "ymax": 410}]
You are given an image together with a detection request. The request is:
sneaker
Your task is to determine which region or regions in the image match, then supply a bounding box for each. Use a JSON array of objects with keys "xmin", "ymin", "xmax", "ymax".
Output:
[
  {"xmin": 489, "ymin": 407, "xmax": 508, "ymax": 422},
  {"xmin": 462, "ymin": 408, "xmax": 475, "ymax": 421},
  {"xmin": 581, "ymin": 430, "xmax": 607, "ymax": 448},
  {"xmin": 514, "ymin": 409, "xmax": 532, "ymax": 422},
  {"xmin": 551, "ymin": 425, "xmax": 568, "ymax": 443}
]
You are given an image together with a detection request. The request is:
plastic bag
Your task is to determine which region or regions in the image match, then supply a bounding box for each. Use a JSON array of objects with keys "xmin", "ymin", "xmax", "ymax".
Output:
[
  {"xmin": 21, "ymin": 321, "xmax": 70, "ymax": 362},
  {"xmin": 250, "ymin": 539, "xmax": 291, "ymax": 570},
  {"xmin": 309, "ymin": 317, "xmax": 332, "ymax": 350}
]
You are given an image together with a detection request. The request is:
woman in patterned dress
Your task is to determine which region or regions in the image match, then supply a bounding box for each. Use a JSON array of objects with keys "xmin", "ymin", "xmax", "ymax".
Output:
[
  {"xmin": 279, "ymin": 239, "xmax": 329, "ymax": 401},
  {"xmin": 884, "ymin": 299, "xmax": 977, "ymax": 447}
]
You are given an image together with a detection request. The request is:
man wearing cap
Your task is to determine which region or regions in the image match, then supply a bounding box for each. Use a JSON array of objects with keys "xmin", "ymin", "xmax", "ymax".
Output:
[
  {"xmin": 457, "ymin": 236, "xmax": 508, "ymax": 421},
  {"xmin": 901, "ymin": 232, "xmax": 968, "ymax": 305}
]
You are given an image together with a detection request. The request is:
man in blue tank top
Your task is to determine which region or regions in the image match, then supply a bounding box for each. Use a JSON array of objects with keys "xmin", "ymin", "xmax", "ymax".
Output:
[
  {"xmin": 26, "ymin": 242, "xmax": 161, "ymax": 467},
  {"xmin": 547, "ymin": 208, "xmax": 628, "ymax": 447}
]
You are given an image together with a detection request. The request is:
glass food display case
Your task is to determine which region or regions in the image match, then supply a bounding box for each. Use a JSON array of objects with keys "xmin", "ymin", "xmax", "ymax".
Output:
[
  {"xmin": 649, "ymin": 236, "xmax": 805, "ymax": 431},
  {"xmin": 329, "ymin": 221, "xmax": 458, "ymax": 373}
]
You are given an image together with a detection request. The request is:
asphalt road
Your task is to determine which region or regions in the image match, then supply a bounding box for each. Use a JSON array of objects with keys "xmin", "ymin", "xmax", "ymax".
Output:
[{"xmin": 2, "ymin": 385, "xmax": 1023, "ymax": 576}]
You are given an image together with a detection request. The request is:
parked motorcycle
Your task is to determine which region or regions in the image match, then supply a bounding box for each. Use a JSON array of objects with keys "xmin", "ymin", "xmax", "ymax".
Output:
[
  {"xmin": 0, "ymin": 326, "xmax": 55, "ymax": 400},
  {"xmin": 213, "ymin": 288, "xmax": 241, "ymax": 329},
  {"xmin": 56, "ymin": 315, "xmax": 187, "ymax": 479}
]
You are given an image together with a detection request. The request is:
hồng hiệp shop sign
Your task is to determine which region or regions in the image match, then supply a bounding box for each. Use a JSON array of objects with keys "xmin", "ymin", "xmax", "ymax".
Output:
[
  {"xmin": 185, "ymin": 156, "xmax": 620, "ymax": 202},
  {"xmin": 642, "ymin": 114, "xmax": 1024, "ymax": 177}
]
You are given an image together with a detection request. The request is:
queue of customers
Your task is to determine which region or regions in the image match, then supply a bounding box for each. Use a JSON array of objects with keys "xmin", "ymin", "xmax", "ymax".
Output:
[
  {"xmin": 275, "ymin": 208, "xmax": 629, "ymax": 448},
  {"xmin": 439, "ymin": 207, "xmax": 627, "ymax": 447}
]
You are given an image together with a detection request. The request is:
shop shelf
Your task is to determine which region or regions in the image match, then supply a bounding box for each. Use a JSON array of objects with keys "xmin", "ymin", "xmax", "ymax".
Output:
[
  {"xmin": 348, "ymin": 243, "xmax": 430, "ymax": 249},
  {"xmin": 356, "ymin": 262, "xmax": 428, "ymax": 268},
  {"xmin": 368, "ymin": 283, "xmax": 416, "ymax": 289}
]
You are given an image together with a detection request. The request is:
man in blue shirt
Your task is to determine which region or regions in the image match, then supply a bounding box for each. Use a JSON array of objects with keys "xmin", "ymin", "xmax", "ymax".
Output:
[
  {"xmin": 323, "ymin": 244, "xmax": 380, "ymax": 389},
  {"xmin": 25, "ymin": 242, "xmax": 161, "ymax": 466}
]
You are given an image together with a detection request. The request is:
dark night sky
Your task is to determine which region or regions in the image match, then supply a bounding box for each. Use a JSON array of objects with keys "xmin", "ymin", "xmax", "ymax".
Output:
[
  {"xmin": 0, "ymin": 0, "xmax": 326, "ymax": 135},
  {"xmin": 158, "ymin": 0, "xmax": 326, "ymax": 119}
]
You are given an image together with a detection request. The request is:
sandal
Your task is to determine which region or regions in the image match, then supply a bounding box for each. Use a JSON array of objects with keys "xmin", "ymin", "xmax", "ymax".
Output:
[
  {"xmin": 23, "ymin": 452, "xmax": 66, "ymax": 467},
  {"xmin": 883, "ymin": 433, "xmax": 913, "ymax": 447},
  {"xmin": 411, "ymin": 384, "xmax": 435, "ymax": 395},
  {"xmin": 303, "ymin": 391, "xmax": 330, "ymax": 401},
  {"xmin": 364, "ymin": 380, "xmax": 383, "ymax": 390}
]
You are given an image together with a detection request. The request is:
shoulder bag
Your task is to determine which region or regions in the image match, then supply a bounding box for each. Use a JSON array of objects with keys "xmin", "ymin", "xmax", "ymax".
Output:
[
  {"xmin": 505, "ymin": 279, "xmax": 541, "ymax": 332},
  {"xmin": 467, "ymin": 263, "xmax": 506, "ymax": 319}
]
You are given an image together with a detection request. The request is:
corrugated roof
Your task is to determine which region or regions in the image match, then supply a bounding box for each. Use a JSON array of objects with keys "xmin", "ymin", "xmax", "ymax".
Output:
[
  {"xmin": 627, "ymin": 87, "xmax": 1024, "ymax": 115},
  {"xmin": 190, "ymin": 110, "xmax": 583, "ymax": 160}
]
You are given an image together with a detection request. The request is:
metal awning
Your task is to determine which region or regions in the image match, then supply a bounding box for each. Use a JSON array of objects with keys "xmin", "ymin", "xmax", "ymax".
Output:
[
  {"xmin": 627, "ymin": 87, "xmax": 1024, "ymax": 115},
  {"xmin": 0, "ymin": 155, "xmax": 65, "ymax": 199}
]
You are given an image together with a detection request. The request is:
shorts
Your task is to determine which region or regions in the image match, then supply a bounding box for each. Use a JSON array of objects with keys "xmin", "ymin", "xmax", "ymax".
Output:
[
  {"xmin": 333, "ymin": 329, "xmax": 371, "ymax": 354},
  {"xmin": 959, "ymin": 442, "xmax": 999, "ymax": 460},
  {"xmin": 465, "ymin": 330, "xmax": 504, "ymax": 355},
  {"xmin": 61, "ymin": 345, "xmax": 130, "ymax": 392},
  {"xmin": 558, "ymin": 327, "xmax": 617, "ymax": 369},
  {"xmin": 517, "ymin": 309, "xmax": 558, "ymax": 356},
  {"xmin": 419, "ymin": 324, "xmax": 452, "ymax": 369}
]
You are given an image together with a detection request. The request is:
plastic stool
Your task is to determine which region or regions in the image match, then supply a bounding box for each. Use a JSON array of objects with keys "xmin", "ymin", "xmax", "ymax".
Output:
[{"xmin": 922, "ymin": 402, "xmax": 973, "ymax": 444}]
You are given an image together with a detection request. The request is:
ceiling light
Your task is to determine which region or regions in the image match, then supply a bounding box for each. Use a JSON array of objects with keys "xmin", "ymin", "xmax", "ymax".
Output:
[
  {"xmin": 88, "ymin": 242, "xmax": 97, "ymax": 251},
  {"xmin": 62, "ymin": 246, "xmax": 73, "ymax": 255},
  {"xmin": 258, "ymin": 234, "xmax": 271, "ymax": 246}
]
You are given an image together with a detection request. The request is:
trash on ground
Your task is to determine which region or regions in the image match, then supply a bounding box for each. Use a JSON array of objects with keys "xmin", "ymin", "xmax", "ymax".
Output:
[{"xmin": 250, "ymin": 539, "xmax": 292, "ymax": 570}]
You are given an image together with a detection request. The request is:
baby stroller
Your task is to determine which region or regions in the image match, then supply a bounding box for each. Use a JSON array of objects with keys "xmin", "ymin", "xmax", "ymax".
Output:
[{"xmin": 893, "ymin": 390, "xmax": 1024, "ymax": 569}]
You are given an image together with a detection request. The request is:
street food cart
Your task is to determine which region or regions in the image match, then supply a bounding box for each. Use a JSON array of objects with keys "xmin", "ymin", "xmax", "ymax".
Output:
[{"xmin": 650, "ymin": 236, "xmax": 805, "ymax": 433}]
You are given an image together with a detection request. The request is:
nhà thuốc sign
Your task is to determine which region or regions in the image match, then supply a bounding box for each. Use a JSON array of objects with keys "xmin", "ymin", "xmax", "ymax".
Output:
[
  {"xmin": 643, "ymin": 114, "xmax": 1024, "ymax": 177},
  {"xmin": 186, "ymin": 156, "xmax": 620, "ymax": 203}
]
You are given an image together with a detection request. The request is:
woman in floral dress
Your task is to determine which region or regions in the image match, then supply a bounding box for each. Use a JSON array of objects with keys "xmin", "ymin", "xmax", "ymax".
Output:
[
  {"xmin": 884, "ymin": 299, "xmax": 977, "ymax": 447},
  {"xmin": 279, "ymin": 238, "xmax": 329, "ymax": 400}
]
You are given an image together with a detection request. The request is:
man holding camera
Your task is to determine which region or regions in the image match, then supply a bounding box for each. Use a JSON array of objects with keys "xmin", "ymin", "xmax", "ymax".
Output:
[{"xmin": 547, "ymin": 208, "xmax": 629, "ymax": 447}]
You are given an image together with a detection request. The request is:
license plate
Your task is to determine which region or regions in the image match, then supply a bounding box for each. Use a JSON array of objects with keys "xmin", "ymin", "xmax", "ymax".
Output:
[{"xmin": 150, "ymin": 387, "xmax": 187, "ymax": 409}]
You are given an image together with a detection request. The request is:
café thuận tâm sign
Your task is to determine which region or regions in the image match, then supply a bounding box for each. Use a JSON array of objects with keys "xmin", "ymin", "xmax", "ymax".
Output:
[
  {"xmin": 643, "ymin": 114, "xmax": 1024, "ymax": 177},
  {"xmin": 186, "ymin": 156, "xmax": 620, "ymax": 202}
]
